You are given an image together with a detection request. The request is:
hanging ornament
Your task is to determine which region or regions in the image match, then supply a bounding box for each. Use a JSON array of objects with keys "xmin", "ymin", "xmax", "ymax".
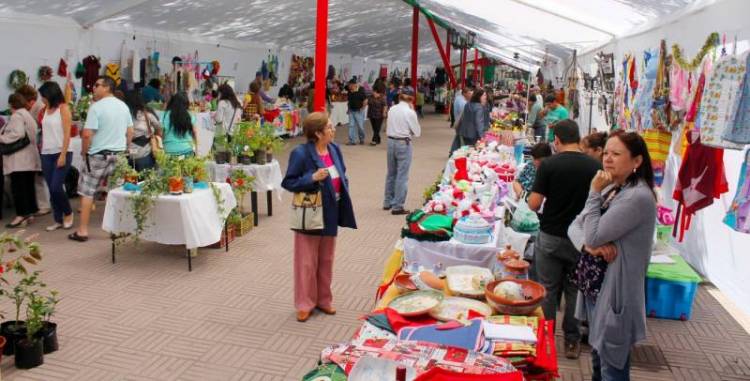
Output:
[
  {"xmin": 8, "ymin": 70, "xmax": 28, "ymax": 90},
  {"xmin": 38, "ymin": 65, "xmax": 53, "ymax": 82},
  {"xmin": 672, "ymin": 32, "xmax": 720, "ymax": 71},
  {"xmin": 211, "ymin": 60, "xmax": 220, "ymax": 75}
]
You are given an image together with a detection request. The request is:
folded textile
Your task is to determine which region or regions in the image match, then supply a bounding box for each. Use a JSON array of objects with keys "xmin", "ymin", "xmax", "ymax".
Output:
[
  {"xmin": 414, "ymin": 366, "xmax": 524, "ymax": 381},
  {"xmin": 398, "ymin": 318, "xmax": 484, "ymax": 351},
  {"xmin": 483, "ymin": 322, "xmax": 537, "ymax": 343}
]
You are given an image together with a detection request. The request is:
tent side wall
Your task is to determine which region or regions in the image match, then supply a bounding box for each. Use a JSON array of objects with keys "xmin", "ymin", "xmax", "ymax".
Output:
[{"xmin": 578, "ymin": 0, "xmax": 750, "ymax": 316}]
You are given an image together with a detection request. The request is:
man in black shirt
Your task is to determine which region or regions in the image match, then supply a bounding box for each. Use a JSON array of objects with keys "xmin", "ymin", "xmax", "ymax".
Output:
[
  {"xmin": 346, "ymin": 79, "xmax": 368, "ymax": 145},
  {"xmin": 528, "ymin": 119, "xmax": 601, "ymax": 360}
]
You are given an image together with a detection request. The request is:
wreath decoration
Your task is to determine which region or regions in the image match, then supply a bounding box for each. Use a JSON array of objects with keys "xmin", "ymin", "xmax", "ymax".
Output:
[
  {"xmin": 8, "ymin": 70, "xmax": 28, "ymax": 90},
  {"xmin": 672, "ymin": 32, "xmax": 720, "ymax": 71},
  {"xmin": 38, "ymin": 65, "xmax": 54, "ymax": 82}
]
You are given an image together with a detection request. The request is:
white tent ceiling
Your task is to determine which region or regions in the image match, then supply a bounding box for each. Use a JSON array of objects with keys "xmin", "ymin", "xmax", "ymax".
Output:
[{"xmin": 0, "ymin": 0, "xmax": 711, "ymax": 70}]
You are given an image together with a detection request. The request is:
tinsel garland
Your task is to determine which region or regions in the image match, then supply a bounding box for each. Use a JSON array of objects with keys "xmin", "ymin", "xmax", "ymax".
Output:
[{"xmin": 672, "ymin": 32, "xmax": 720, "ymax": 71}]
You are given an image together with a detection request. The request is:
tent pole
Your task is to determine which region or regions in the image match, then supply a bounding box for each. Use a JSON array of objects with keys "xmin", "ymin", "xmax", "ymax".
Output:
[
  {"xmin": 426, "ymin": 18, "xmax": 456, "ymax": 89},
  {"xmin": 473, "ymin": 48, "xmax": 479, "ymax": 85},
  {"xmin": 461, "ymin": 48, "xmax": 467, "ymax": 88},
  {"xmin": 446, "ymin": 30, "xmax": 452, "ymax": 90},
  {"xmin": 313, "ymin": 0, "xmax": 328, "ymax": 112},
  {"xmin": 411, "ymin": 6, "xmax": 419, "ymax": 105}
]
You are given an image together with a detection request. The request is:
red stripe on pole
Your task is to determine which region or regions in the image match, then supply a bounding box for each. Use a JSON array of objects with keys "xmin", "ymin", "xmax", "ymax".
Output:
[
  {"xmin": 446, "ymin": 29, "xmax": 451, "ymax": 89},
  {"xmin": 460, "ymin": 47, "xmax": 466, "ymax": 88},
  {"xmin": 427, "ymin": 18, "xmax": 456, "ymax": 89},
  {"xmin": 473, "ymin": 48, "xmax": 479, "ymax": 84},
  {"xmin": 411, "ymin": 6, "xmax": 419, "ymax": 105},
  {"xmin": 313, "ymin": 0, "xmax": 328, "ymax": 112}
]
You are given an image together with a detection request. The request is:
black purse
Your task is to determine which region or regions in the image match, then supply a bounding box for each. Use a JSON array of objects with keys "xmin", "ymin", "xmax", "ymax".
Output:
[{"xmin": 0, "ymin": 133, "xmax": 30, "ymax": 155}]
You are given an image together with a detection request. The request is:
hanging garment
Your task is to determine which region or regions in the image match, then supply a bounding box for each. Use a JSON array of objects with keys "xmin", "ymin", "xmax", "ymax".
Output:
[
  {"xmin": 643, "ymin": 129, "xmax": 673, "ymax": 186},
  {"xmin": 57, "ymin": 58, "xmax": 68, "ymax": 77},
  {"xmin": 82, "ymin": 55, "xmax": 101, "ymax": 93},
  {"xmin": 699, "ymin": 52, "xmax": 747, "ymax": 150},
  {"xmin": 631, "ymin": 49, "xmax": 658, "ymax": 132},
  {"xmin": 724, "ymin": 149, "xmax": 750, "ymax": 234},
  {"xmin": 131, "ymin": 48, "xmax": 140, "ymax": 84},
  {"xmin": 723, "ymin": 53, "xmax": 750, "ymax": 144},
  {"xmin": 670, "ymin": 65, "xmax": 690, "ymax": 111},
  {"xmin": 672, "ymin": 130, "xmax": 729, "ymax": 241},
  {"xmin": 105, "ymin": 63, "xmax": 122, "ymax": 87}
]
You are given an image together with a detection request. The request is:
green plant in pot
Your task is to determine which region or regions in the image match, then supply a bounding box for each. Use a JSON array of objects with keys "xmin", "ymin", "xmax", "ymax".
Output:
[
  {"xmin": 37, "ymin": 290, "xmax": 59, "ymax": 354},
  {"xmin": 110, "ymin": 154, "xmax": 139, "ymax": 186},
  {"xmin": 212, "ymin": 133, "xmax": 231, "ymax": 164},
  {"xmin": 2, "ymin": 269, "xmax": 44, "ymax": 356},
  {"xmin": 265, "ymin": 134, "xmax": 285, "ymax": 163},
  {"xmin": 15, "ymin": 294, "xmax": 45, "ymax": 369},
  {"xmin": 232, "ymin": 121, "xmax": 259, "ymax": 165}
]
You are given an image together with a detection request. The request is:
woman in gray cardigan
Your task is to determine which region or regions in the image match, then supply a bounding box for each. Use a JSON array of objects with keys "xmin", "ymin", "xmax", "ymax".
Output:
[
  {"xmin": 455, "ymin": 89, "xmax": 489, "ymax": 147},
  {"xmin": 568, "ymin": 131, "xmax": 656, "ymax": 381},
  {"xmin": 1, "ymin": 93, "xmax": 42, "ymax": 228}
]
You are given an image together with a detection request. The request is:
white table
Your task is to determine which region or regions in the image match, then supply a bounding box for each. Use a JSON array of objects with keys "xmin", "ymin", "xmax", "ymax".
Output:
[
  {"xmin": 102, "ymin": 182, "xmax": 237, "ymax": 270},
  {"xmin": 207, "ymin": 160, "xmax": 284, "ymax": 226},
  {"xmin": 403, "ymin": 221, "xmax": 505, "ymax": 276},
  {"xmin": 330, "ymin": 101, "xmax": 349, "ymax": 126}
]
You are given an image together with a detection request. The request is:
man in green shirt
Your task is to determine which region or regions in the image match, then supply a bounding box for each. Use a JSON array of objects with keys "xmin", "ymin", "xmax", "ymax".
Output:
[{"xmin": 540, "ymin": 94, "xmax": 569, "ymax": 142}]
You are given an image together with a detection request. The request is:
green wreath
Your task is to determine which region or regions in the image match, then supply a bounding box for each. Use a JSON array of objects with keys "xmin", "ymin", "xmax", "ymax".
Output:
[{"xmin": 8, "ymin": 70, "xmax": 28, "ymax": 90}]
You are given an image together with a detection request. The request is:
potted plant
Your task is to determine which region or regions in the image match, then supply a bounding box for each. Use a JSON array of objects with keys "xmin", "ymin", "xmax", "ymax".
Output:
[
  {"xmin": 37, "ymin": 290, "xmax": 59, "ymax": 354},
  {"xmin": 15, "ymin": 294, "xmax": 45, "ymax": 369},
  {"xmin": 2, "ymin": 270, "xmax": 44, "ymax": 356},
  {"xmin": 212, "ymin": 133, "xmax": 231, "ymax": 164},
  {"xmin": 233, "ymin": 121, "xmax": 259, "ymax": 165},
  {"xmin": 161, "ymin": 156, "xmax": 184, "ymax": 195},
  {"xmin": 227, "ymin": 169, "xmax": 255, "ymax": 236},
  {"xmin": 265, "ymin": 134, "xmax": 285, "ymax": 163},
  {"xmin": 110, "ymin": 155, "xmax": 139, "ymax": 186}
]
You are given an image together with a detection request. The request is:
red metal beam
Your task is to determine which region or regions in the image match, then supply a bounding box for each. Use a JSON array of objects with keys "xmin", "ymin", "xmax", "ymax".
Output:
[
  {"xmin": 313, "ymin": 0, "xmax": 328, "ymax": 112},
  {"xmin": 426, "ymin": 17, "xmax": 456, "ymax": 89},
  {"xmin": 411, "ymin": 6, "xmax": 419, "ymax": 104},
  {"xmin": 473, "ymin": 48, "xmax": 479, "ymax": 85},
  {"xmin": 460, "ymin": 47, "xmax": 467, "ymax": 88}
]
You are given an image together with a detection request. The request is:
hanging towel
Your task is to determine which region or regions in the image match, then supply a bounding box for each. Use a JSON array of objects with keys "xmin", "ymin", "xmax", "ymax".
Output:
[{"xmin": 724, "ymin": 149, "xmax": 750, "ymax": 234}]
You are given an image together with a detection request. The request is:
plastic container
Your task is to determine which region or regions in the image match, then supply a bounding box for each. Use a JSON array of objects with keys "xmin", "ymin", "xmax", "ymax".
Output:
[{"xmin": 646, "ymin": 278, "xmax": 698, "ymax": 321}]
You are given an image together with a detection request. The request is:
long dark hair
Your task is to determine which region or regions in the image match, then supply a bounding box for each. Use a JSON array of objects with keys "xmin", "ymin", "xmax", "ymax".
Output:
[
  {"xmin": 218, "ymin": 84, "xmax": 241, "ymax": 109},
  {"xmin": 123, "ymin": 90, "xmax": 155, "ymax": 119},
  {"xmin": 608, "ymin": 131, "xmax": 655, "ymax": 194},
  {"xmin": 582, "ymin": 131, "xmax": 608, "ymax": 150},
  {"xmin": 38, "ymin": 81, "xmax": 65, "ymax": 109},
  {"xmin": 470, "ymin": 89, "xmax": 485, "ymax": 103},
  {"xmin": 166, "ymin": 92, "xmax": 193, "ymax": 138}
]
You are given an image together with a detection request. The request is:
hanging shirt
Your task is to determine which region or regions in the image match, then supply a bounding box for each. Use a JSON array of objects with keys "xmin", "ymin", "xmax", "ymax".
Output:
[
  {"xmin": 82, "ymin": 56, "xmax": 101, "ymax": 93},
  {"xmin": 319, "ymin": 152, "xmax": 341, "ymax": 197}
]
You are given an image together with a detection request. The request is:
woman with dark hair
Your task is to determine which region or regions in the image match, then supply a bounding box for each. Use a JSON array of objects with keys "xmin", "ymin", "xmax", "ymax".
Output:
[
  {"xmin": 214, "ymin": 84, "xmax": 242, "ymax": 135},
  {"xmin": 124, "ymin": 90, "xmax": 161, "ymax": 170},
  {"xmin": 513, "ymin": 142, "xmax": 552, "ymax": 199},
  {"xmin": 582, "ymin": 131, "xmax": 608, "ymax": 163},
  {"xmin": 160, "ymin": 92, "xmax": 197, "ymax": 157},
  {"xmin": 243, "ymin": 81, "xmax": 264, "ymax": 120},
  {"xmin": 567, "ymin": 131, "xmax": 656, "ymax": 380},
  {"xmin": 454, "ymin": 88, "xmax": 489, "ymax": 150},
  {"xmin": 1, "ymin": 93, "xmax": 41, "ymax": 227},
  {"xmin": 281, "ymin": 112, "xmax": 357, "ymax": 322},
  {"xmin": 38, "ymin": 81, "xmax": 75, "ymax": 230}
]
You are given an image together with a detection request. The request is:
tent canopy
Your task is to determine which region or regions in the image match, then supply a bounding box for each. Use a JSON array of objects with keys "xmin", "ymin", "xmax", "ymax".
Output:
[{"xmin": 0, "ymin": 0, "xmax": 710, "ymax": 70}]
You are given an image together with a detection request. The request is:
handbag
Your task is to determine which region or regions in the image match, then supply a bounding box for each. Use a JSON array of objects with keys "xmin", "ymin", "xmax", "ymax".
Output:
[
  {"xmin": 0, "ymin": 132, "xmax": 30, "ymax": 155},
  {"xmin": 145, "ymin": 111, "xmax": 162, "ymax": 155},
  {"xmin": 290, "ymin": 190, "xmax": 324, "ymax": 232}
]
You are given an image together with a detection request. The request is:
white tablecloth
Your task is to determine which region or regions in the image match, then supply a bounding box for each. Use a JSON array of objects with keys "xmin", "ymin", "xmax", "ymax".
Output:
[
  {"xmin": 102, "ymin": 183, "xmax": 236, "ymax": 249},
  {"xmin": 403, "ymin": 221, "xmax": 505, "ymax": 275},
  {"xmin": 207, "ymin": 160, "xmax": 284, "ymax": 200},
  {"xmin": 330, "ymin": 102, "xmax": 349, "ymax": 126}
]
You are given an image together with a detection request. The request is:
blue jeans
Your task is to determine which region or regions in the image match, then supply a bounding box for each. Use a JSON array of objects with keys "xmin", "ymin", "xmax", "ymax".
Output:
[
  {"xmin": 585, "ymin": 297, "xmax": 631, "ymax": 381},
  {"xmin": 348, "ymin": 109, "xmax": 366, "ymax": 143},
  {"xmin": 41, "ymin": 152, "xmax": 73, "ymax": 223},
  {"xmin": 383, "ymin": 139, "xmax": 412, "ymax": 210}
]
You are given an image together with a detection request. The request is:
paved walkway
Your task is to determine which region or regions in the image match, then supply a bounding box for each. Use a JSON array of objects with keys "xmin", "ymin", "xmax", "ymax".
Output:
[{"xmin": 1, "ymin": 110, "xmax": 749, "ymax": 380}]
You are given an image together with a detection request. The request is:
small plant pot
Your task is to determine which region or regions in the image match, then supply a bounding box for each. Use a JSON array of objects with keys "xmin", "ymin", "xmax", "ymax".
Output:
[
  {"xmin": 229, "ymin": 155, "xmax": 238, "ymax": 165},
  {"xmin": 183, "ymin": 176, "xmax": 194, "ymax": 193},
  {"xmin": 14, "ymin": 338, "xmax": 44, "ymax": 369},
  {"xmin": 265, "ymin": 151, "xmax": 274, "ymax": 163},
  {"xmin": 1, "ymin": 321, "xmax": 27, "ymax": 355},
  {"xmin": 254, "ymin": 150, "xmax": 267, "ymax": 165},
  {"xmin": 38, "ymin": 322, "xmax": 58, "ymax": 354},
  {"xmin": 214, "ymin": 151, "xmax": 229, "ymax": 164},
  {"xmin": 123, "ymin": 174, "xmax": 139, "ymax": 185},
  {"xmin": 168, "ymin": 176, "xmax": 184, "ymax": 195},
  {"xmin": 238, "ymin": 154, "xmax": 253, "ymax": 165}
]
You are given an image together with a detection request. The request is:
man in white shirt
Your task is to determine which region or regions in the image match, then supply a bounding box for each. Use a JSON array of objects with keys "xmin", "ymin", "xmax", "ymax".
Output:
[{"xmin": 383, "ymin": 87, "xmax": 421, "ymax": 215}]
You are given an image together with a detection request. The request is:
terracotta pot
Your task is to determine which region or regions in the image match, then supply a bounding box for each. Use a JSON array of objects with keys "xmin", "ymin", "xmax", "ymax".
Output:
[
  {"xmin": 123, "ymin": 174, "xmax": 138, "ymax": 185},
  {"xmin": 168, "ymin": 176, "xmax": 184, "ymax": 194},
  {"xmin": 485, "ymin": 279, "xmax": 545, "ymax": 316},
  {"xmin": 502, "ymin": 258, "xmax": 530, "ymax": 279},
  {"xmin": 498, "ymin": 244, "xmax": 520, "ymax": 262}
]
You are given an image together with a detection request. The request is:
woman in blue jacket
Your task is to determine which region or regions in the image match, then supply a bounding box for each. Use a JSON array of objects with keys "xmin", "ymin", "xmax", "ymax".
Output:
[{"xmin": 282, "ymin": 112, "xmax": 357, "ymax": 322}]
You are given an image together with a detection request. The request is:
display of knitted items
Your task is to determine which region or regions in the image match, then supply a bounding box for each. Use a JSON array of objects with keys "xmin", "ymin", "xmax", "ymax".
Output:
[
  {"xmin": 722, "ymin": 52, "xmax": 750, "ymax": 144},
  {"xmin": 401, "ymin": 210, "xmax": 453, "ymax": 242},
  {"xmin": 672, "ymin": 32, "xmax": 720, "ymax": 72},
  {"xmin": 105, "ymin": 63, "xmax": 122, "ymax": 86},
  {"xmin": 724, "ymin": 149, "xmax": 750, "ymax": 234},
  {"xmin": 643, "ymin": 128, "xmax": 672, "ymax": 186},
  {"xmin": 698, "ymin": 52, "xmax": 747, "ymax": 150},
  {"xmin": 7, "ymin": 70, "xmax": 28, "ymax": 90},
  {"xmin": 672, "ymin": 130, "xmax": 729, "ymax": 242}
]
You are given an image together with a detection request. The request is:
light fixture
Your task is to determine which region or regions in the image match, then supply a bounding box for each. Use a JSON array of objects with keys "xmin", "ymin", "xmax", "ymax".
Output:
[
  {"xmin": 466, "ymin": 32, "xmax": 476, "ymax": 47},
  {"xmin": 449, "ymin": 29, "xmax": 460, "ymax": 47}
]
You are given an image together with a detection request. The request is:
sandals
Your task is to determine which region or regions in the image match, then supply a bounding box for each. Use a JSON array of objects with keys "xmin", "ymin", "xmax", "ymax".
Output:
[
  {"xmin": 5, "ymin": 216, "xmax": 33, "ymax": 228},
  {"xmin": 68, "ymin": 232, "xmax": 89, "ymax": 242}
]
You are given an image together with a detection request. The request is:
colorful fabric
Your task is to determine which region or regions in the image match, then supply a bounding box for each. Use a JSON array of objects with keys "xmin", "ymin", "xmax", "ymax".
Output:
[
  {"xmin": 631, "ymin": 49, "xmax": 658, "ymax": 132},
  {"xmin": 724, "ymin": 149, "xmax": 750, "ymax": 234},
  {"xmin": 398, "ymin": 318, "xmax": 485, "ymax": 351},
  {"xmin": 302, "ymin": 364, "xmax": 347, "ymax": 381},
  {"xmin": 698, "ymin": 52, "xmax": 747, "ymax": 150},
  {"xmin": 643, "ymin": 128, "xmax": 672, "ymax": 186},
  {"xmin": 723, "ymin": 53, "xmax": 750, "ymax": 144},
  {"xmin": 105, "ymin": 63, "xmax": 121, "ymax": 86},
  {"xmin": 516, "ymin": 164, "xmax": 536, "ymax": 194},
  {"xmin": 414, "ymin": 367, "xmax": 523, "ymax": 381}
]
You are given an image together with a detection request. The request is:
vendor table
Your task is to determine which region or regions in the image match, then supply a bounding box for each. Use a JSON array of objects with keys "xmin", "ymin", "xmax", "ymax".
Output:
[
  {"xmin": 101, "ymin": 182, "xmax": 236, "ymax": 271},
  {"xmin": 329, "ymin": 101, "xmax": 349, "ymax": 126},
  {"xmin": 207, "ymin": 160, "xmax": 284, "ymax": 226}
]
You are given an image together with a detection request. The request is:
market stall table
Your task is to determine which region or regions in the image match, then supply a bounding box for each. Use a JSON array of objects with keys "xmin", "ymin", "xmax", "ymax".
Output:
[
  {"xmin": 101, "ymin": 182, "xmax": 236, "ymax": 271},
  {"xmin": 207, "ymin": 160, "xmax": 283, "ymax": 226}
]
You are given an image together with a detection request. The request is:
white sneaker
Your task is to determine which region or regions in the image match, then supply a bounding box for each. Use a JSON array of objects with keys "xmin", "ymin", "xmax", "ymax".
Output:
[{"xmin": 46, "ymin": 223, "xmax": 63, "ymax": 232}]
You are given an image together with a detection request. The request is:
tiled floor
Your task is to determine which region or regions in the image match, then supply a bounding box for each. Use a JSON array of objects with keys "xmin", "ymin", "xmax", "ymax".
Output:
[{"xmin": 1, "ymin": 110, "xmax": 749, "ymax": 380}]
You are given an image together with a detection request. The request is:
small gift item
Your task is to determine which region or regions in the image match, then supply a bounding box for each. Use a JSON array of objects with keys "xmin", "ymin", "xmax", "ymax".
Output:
[{"xmin": 453, "ymin": 215, "xmax": 493, "ymax": 244}]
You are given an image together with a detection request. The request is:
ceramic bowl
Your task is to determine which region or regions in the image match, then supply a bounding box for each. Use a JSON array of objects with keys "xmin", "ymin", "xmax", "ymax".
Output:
[{"xmin": 485, "ymin": 279, "xmax": 546, "ymax": 316}]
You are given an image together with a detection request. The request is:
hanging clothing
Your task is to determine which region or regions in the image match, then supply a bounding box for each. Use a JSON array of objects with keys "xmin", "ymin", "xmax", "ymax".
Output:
[
  {"xmin": 670, "ymin": 65, "xmax": 690, "ymax": 112},
  {"xmin": 723, "ymin": 53, "xmax": 750, "ymax": 144},
  {"xmin": 699, "ymin": 52, "xmax": 747, "ymax": 150},
  {"xmin": 631, "ymin": 49, "xmax": 658, "ymax": 132},
  {"xmin": 724, "ymin": 149, "xmax": 750, "ymax": 234},
  {"xmin": 672, "ymin": 130, "xmax": 729, "ymax": 242},
  {"xmin": 643, "ymin": 129, "xmax": 672, "ymax": 186},
  {"xmin": 82, "ymin": 55, "xmax": 101, "ymax": 93},
  {"xmin": 105, "ymin": 63, "xmax": 122, "ymax": 87}
]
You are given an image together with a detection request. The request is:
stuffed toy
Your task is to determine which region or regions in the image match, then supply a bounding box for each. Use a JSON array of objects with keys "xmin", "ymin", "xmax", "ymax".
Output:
[{"xmin": 453, "ymin": 157, "xmax": 469, "ymax": 181}]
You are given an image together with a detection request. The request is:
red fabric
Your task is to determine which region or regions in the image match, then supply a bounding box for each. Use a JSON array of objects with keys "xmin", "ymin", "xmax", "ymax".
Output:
[
  {"xmin": 414, "ymin": 367, "xmax": 524, "ymax": 381},
  {"xmin": 382, "ymin": 308, "xmax": 438, "ymax": 334},
  {"xmin": 454, "ymin": 157, "xmax": 469, "ymax": 181},
  {"xmin": 529, "ymin": 319, "xmax": 558, "ymax": 375},
  {"xmin": 262, "ymin": 108, "xmax": 281, "ymax": 122},
  {"xmin": 57, "ymin": 58, "xmax": 67, "ymax": 77},
  {"xmin": 685, "ymin": 71, "xmax": 706, "ymax": 123}
]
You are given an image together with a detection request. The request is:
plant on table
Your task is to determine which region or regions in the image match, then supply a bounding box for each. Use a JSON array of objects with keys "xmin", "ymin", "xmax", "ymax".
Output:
[
  {"xmin": 259, "ymin": 123, "xmax": 285, "ymax": 161},
  {"xmin": 212, "ymin": 132, "xmax": 231, "ymax": 164},
  {"xmin": 179, "ymin": 156, "xmax": 209, "ymax": 183},
  {"xmin": 109, "ymin": 155, "xmax": 138, "ymax": 186},
  {"xmin": 227, "ymin": 169, "xmax": 254, "ymax": 215},
  {"xmin": 232, "ymin": 121, "xmax": 260, "ymax": 163}
]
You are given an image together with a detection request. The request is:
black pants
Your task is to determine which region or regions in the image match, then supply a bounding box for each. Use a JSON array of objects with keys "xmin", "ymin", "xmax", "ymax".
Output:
[
  {"xmin": 10, "ymin": 171, "xmax": 38, "ymax": 217},
  {"xmin": 371, "ymin": 118, "xmax": 384, "ymax": 144}
]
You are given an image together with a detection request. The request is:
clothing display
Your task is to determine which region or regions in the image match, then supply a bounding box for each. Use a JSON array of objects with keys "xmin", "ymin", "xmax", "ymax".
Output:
[
  {"xmin": 82, "ymin": 55, "xmax": 101, "ymax": 93},
  {"xmin": 724, "ymin": 149, "xmax": 750, "ymax": 233},
  {"xmin": 723, "ymin": 52, "xmax": 750, "ymax": 144},
  {"xmin": 699, "ymin": 52, "xmax": 747, "ymax": 150},
  {"xmin": 105, "ymin": 63, "xmax": 122, "ymax": 87}
]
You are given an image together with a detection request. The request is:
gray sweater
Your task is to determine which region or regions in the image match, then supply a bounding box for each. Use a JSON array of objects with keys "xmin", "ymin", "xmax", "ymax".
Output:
[
  {"xmin": 568, "ymin": 180, "xmax": 656, "ymax": 369},
  {"xmin": 456, "ymin": 102, "xmax": 488, "ymax": 141}
]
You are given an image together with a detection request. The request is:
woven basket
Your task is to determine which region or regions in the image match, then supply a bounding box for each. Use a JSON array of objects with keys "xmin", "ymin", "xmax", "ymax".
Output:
[
  {"xmin": 234, "ymin": 213, "xmax": 254, "ymax": 236},
  {"xmin": 208, "ymin": 225, "xmax": 236, "ymax": 248}
]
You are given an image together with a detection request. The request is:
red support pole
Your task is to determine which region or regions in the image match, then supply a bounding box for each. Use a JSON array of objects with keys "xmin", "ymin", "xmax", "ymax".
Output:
[
  {"xmin": 411, "ymin": 6, "xmax": 419, "ymax": 104},
  {"xmin": 460, "ymin": 47, "xmax": 467, "ymax": 88},
  {"xmin": 313, "ymin": 0, "xmax": 328, "ymax": 112},
  {"xmin": 426, "ymin": 18, "xmax": 456, "ymax": 89},
  {"xmin": 473, "ymin": 48, "xmax": 479, "ymax": 85},
  {"xmin": 446, "ymin": 29, "xmax": 451, "ymax": 89}
]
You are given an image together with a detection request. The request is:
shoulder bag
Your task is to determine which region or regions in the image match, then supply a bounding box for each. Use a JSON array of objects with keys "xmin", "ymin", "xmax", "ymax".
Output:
[
  {"xmin": 0, "ymin": 132, "xmax": 30, "ymax": 155},
  {"xmin": 290, "ymin": 189, "xmax": 324, "ymax": 232},
  {"xmin": 145, "ymin": 111, "xmax": 163, "ymax": 155}
]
